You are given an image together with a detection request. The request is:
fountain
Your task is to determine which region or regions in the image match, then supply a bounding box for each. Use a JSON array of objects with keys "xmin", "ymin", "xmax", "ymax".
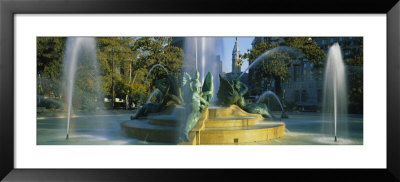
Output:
[
  {"xmin": 238, "ymin": 46, "xmax": 302, "ymax": 79},
  {"xmin": 129, "ymin": 64, "xmax": 170, "ymax": 121},
  {"xmin": 183, "ymin": 37, "xmax": 223, "ymax": 102},
  {"xmin": 63, "ymin": 37, "xmax": 100, "ymax": 140},
  {"xmin": 37, "ymin": 37, "xmax": 363, "ymax": 145},
  {"xmin": 125, "ymin": 68, "xmax": 213, "ymax": 143},
  {"xmin": 322, "ymin": 43, "xmax": 348, "ymax": 142},
  {"xmin": 121, "ymin": 38, "xmax": 286, "ymax": 144},
  {"xmin": 257, "ymin": 91, "xmax": 288, "ymax": 119},
  {"xmin": 146, "ymin": 89, "xmax": 162, "ymax": 103},
  {"xmin": 214, "ymin": 46, "xmax": 302, "ymax": 119},
  {"xmin": 138, "ymin": 64, "xmax": 169, "ymax": 106}
]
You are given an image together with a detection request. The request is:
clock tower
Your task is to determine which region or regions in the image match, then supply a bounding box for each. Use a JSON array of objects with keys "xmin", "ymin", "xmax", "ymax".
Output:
[{"xmin": 232, "ymin": 37, "xmax": 242, "ymax": 74}]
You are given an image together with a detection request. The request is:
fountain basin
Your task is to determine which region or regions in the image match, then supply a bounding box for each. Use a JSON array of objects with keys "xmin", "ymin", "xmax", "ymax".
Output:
[
  {"xmin": 121, "ymin": 105, "xmax": 285, "ymax": 144},
  {"xmin": 208, "ymin": 105, "xmax": 263, "ymax": 119},
  {"xmin": 199, "ymin": 122, "xmax": 285, "ymax": 144},
  {"xmin": 147, "ymin": 115, "xmax": 181, "ymax": 126},
  {"xmin": 205, "ymin": 116, "xmax": 259, "ymax": 128},
  {"xmin": 121, "ymin": 107, "xmax": 208, "ymax": 143},
  {"xmin": 121, "ymin": 119, "xmax": 179, "ymax": 143}
]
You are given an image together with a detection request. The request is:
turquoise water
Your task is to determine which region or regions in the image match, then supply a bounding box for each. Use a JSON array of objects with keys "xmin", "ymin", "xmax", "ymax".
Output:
[{"xmin": 37, "ymin": 111, "xmax": 362, "ymax": 145}]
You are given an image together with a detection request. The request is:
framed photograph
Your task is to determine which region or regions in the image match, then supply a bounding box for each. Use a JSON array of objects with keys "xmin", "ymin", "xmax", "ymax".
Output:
[{"xmin": 1, "ymin": 0, "xmax": 399, "ymax": 181}]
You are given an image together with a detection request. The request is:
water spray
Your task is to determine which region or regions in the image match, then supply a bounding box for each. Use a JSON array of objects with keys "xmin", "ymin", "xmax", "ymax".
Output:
[
  {"xmin": 138, "ymin": 64, "xmax": 169, "ymax": 106},
  {"xmin": 256, "ymin": 90, "xmax": 288, "ymax": 119},
  {"xmin": 63, "ymin": 37, "xmax": 99, "ymax": 140},
  {"xmin": 334, "ymin": 71, "xmax": 337, "ymax": 142},
  {"xmin": 323, "ymin": 43, "xmax": 347, "ymax": 143}
]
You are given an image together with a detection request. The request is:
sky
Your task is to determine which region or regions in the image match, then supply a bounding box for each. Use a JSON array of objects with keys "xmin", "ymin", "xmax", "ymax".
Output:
[{"xmin": 221, "ymin": 37, "xmax": 254, "ymax": 73}]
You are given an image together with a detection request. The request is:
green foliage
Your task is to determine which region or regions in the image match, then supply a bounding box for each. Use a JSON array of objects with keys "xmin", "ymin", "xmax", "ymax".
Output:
[
  {"xmin": 243, "ymin": 38, "xmax": 326, "ymax": 97},
  {"xmin": 37, "ymin": 36, "xmax": 184, "ymax": 110},
  {"xmin": 37, "ymin": 37, "xmax": 66, "ymax": 97},
  {"xmin": 132, "ymin": 37, "xmax": 184, "ymax": 79},
  {"xmin": 73, "ymin": 53, "xmax": 102, "ymax": 111},
  {"xmin": 37, "ymin": 99, "xmax": 63, "ymax": 109},
  {"xmin": 243, "ymin": 42, "xmax": 277, "ymax": 61},
  {"xmin": 130, "ymin": 37, "xmax": 184, "ymax": 103},
  {"xmin": 282, "ymin": 37, "xmax": 326, "ymax": 68},
  {"xmin": 126, "ymin": 83, "xmax": 147, "ymax": 103},
  {"xmin": 97, "ymin": 37, "xmax": 136, "ymax": 99},
  {"xmin": 93, "ymin": 37, "xmax": 184, "ymax": 108}
]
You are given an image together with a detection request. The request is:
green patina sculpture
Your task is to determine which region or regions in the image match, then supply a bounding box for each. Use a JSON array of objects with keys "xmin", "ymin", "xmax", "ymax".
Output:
[
  {"xmin": 217, "ymin": 75, "xmax": 247, "ymax": 108},
  {"xmin": 155, "ymin": 73, "xmax": 183, "ymax": 107},
  {"xmin": 200, "ymin": 72, "xmax": 213, "ymax": 111},
  {"xmin": 131, "ymin": 73, "xmax": 183, "ymax": 119},
  {"xmin": 131, "ymin": 69, "xmax": 213, "ymax": 142},
  {"xmin": 180, "ymin": 70, "xmax": 213, "ymax": 142},
  {"xmin": 216, "ymin": 74, "xmax": 276, "ymax": 119},
  {"xmin": 243, "ymin": 103, "xmax": 275, "ymax": 119}
]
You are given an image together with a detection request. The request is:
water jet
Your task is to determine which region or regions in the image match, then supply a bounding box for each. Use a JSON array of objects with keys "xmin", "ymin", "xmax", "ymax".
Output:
[
  {"xmin": 322, "ymin": 43, "xmax": 348, "ymax": 142},
  {"xmin": 63, "ymin": 37, "xmax": 99, "ymax": 140}
]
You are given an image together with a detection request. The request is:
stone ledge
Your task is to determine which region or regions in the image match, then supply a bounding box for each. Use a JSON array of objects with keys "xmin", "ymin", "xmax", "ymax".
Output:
[{"xmin": 199, "ymin": 123, "xmax": 285, "ymax": 144}]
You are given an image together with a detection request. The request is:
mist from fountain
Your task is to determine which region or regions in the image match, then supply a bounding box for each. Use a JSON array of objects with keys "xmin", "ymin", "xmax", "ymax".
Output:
[
  {"xmin": 239, "ymin": 46, "xmax": 302, "ymax": 79},
  {"xmin": 146, "ymin": 89, "xmax": 162, "ymax": 103},
  {"xmin": 322, "ymin": 43, "xmax": 348, "ymax": 142},
  {"xmin": 257, "ymin": 90, "xmax": 287, "ymax": 118},
  {"xmin": 138, "ymin": 64, "xmax": 169, "ymax": 106},
  {"xmin": 183, "ymin": 37, "xmax": 223, "ymax": 103},
  {"xmin": 63, "ymin": 37, "xmax": 100, "ymax": 140}
]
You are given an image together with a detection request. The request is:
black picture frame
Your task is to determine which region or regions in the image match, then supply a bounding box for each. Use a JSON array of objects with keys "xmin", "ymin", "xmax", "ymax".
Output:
[{"xmin": 1, "ymin": 0, "xmax": 399, "ymax": 181}]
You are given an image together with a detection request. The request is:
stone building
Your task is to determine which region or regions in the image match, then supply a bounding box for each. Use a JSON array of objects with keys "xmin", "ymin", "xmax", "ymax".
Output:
[{"xmin": 249, "ymin": 37, "xmax": 362, "ymax": 111}]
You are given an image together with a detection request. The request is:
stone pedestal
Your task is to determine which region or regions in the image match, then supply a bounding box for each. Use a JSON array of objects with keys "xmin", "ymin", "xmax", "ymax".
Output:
[{"xmin": 121, "ymin": 105, "xmax": 285, "ymax": 144}]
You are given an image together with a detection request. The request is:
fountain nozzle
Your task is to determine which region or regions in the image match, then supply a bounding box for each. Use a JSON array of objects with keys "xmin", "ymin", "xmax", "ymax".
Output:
[
  {"xmin": 334, "ymin": 136, "xmax": 337, "ymax": 142},
  {"xmin": 66, "ymin": 134, "xmax": 69, "ymax": 140}
]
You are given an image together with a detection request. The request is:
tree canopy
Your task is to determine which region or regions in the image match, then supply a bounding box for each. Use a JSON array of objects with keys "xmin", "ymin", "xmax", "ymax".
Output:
[
  {"xmin": 37, "ymin": 37, "xmax": 66, "ymax": 98},
  {"xmin": 243, "ymin": 37, "xmax": 326, "ymax": 97},
  {"xmin": 37, "ymin": 37, "xmax": 184, "ymax": 110}
]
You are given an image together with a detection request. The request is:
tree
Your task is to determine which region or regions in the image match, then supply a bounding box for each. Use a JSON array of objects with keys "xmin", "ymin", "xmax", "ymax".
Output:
[
  {"xmin": 97, "ymin": 37, "xmax": 137, "ymax": 104},
  {"xmin": 37, "ymin": 37, "xmax": 184, "ymax": 110},
  {"xmin": 243, "ymin": 37, "xmax": 326, "ymax": 97},
  {"xmin": 282, "ymin": 37, "xmax": 326, "ymax": 68},
  {"xmin": 95, "ymin": 37, "xmax": 184, "ymax": 106},
  {"xmin": 37, "ymin": 37, "xmax": 66, "ymax": 103},
  {"xmin": 131, "ymin": 37, "xmax": 184, "ymax": 104}
]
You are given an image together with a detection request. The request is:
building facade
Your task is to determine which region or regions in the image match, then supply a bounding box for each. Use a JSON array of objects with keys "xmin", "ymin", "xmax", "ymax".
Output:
[{"xmin": 249, "ymin": 37, "xmax": 362, "ymax": 110}]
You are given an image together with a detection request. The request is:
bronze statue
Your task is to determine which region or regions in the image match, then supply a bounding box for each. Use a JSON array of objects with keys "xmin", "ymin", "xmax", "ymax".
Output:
[
  {"xmin": 131, "ymin": 73, "xmax": 183, "ymax": 119},
  {"xmin": 180, "ymin": 70, "xmax": 213, "ymax": 142},
  {"xmin": 216, "ymin": 74, "xmax": 276, "ymax": 119},
  {"xmin": 131, "ymin": 69, "xmax": 214, "ymax": 142},
  {"xmin": 217, "ymin": 75, "xmax": 247, "ymax": 108}
]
